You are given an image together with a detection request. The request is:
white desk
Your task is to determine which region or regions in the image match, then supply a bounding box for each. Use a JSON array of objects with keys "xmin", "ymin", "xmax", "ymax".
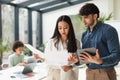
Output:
[{"xmin": 0, "ymin": 63, "xmax": 47, "ymax": 80}]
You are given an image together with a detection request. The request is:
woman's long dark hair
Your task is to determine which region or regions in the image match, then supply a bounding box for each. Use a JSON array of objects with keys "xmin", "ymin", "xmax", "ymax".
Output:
[{"xmin": 52, "ymin": 15, "xmax": 77, "ymax": 53}]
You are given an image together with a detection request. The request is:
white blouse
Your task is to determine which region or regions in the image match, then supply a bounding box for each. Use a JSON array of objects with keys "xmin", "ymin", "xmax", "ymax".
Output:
[
  {"xmin": 44, "ymin": 38, "xmax": 80, "ymax": 80},
  {"xmin": 44, "ymin": 38, "xmax": 81, "ymax": 66}
]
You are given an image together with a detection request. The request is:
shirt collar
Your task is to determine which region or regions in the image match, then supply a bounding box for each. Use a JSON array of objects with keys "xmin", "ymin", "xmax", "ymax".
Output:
[{"xmin": 88, "ymin": 21, "xmax": 102, "ymax": 32}]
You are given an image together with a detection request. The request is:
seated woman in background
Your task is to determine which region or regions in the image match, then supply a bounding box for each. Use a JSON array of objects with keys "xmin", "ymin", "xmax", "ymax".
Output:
[{"xmin": 8, "ymin": 40, "xmax": 26, "ymax": 67}]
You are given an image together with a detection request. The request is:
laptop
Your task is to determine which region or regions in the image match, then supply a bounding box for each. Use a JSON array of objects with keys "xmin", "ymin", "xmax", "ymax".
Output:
[
  {"xmin": 13, "ymin": 63, "xmax": 36, "ymax": 78},
  {"xmin": 27, "ymin": 57, "xmax": 37, "ymax": 63},
  {"xmin": 22, "ymin": 63, "xmax": 36, "ymax": 74}
]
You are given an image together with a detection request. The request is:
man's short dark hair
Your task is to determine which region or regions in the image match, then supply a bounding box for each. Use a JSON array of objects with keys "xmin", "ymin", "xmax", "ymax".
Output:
[{"xmin": 79, "ymin": 3, "xmax": 100, "ymax": 18}]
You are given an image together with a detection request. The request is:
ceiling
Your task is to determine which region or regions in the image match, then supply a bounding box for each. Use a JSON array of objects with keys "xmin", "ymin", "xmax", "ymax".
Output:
[{"xmin": 0, "ymin": 0, "xmax": 90, "ymax": 13}]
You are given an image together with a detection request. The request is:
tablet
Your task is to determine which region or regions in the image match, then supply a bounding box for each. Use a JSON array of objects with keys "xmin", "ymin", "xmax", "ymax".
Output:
[{"xmin": 78, "ymin": 48, "xmax": 96, "ymax": 56}]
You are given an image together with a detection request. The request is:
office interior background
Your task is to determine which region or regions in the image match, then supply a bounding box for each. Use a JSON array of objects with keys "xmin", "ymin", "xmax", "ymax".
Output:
[
  {"xmin": 0, "ymin": 0, "xmax": 120, "ymax": 79},
  {"xmin": 0, "ymin": 0, "xmax": 120, "ymax": 58},
  {"xmin": 0, "ymin": 0, "xmax": 120, "ymax": 47}
]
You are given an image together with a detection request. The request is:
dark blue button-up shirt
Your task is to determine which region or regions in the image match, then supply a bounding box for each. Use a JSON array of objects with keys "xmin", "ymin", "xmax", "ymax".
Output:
[{"xmin": 81, "ymin": 21, "xmax": 120, "ymax": 69}]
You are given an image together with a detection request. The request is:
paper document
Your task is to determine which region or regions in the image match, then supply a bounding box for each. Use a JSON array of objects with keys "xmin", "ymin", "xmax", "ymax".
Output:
[
  {"xmin": 25, "ymin": 44, "xmax": 70, "ymax": 66},
  {"xmin": 45, "ymin": 50, "xmax": 69, "ymax": 66},
  {"xmin": 24, "ymin": 44, "xmax": 45, "ymax": 57}
]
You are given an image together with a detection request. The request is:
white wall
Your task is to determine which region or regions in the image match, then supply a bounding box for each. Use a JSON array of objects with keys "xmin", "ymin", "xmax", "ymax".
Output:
[
  {"xmin": 42, "ymin": 0, "xmax": 114, "ymax": 43},
  {"xmin": 42, "ymin": 3, "xmax": 84, "ymax": 43},
  {"xmin": 114, "ymin": 0, "xmax": 120, "ymax": 20}
]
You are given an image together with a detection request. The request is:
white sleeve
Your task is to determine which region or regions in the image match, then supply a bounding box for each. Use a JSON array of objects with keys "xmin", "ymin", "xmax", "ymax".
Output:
[
  {"xmin": 76, "ymin": 39, "xmax": 81, "ymax": 49},
  {"xmin": 44, "ymin": 39, "xmax": 54, "ymax": 56}
]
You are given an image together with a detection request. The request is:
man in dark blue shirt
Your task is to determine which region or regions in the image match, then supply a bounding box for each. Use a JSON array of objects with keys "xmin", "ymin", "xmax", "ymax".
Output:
[{"xmin": 77, "ymin": 3, "xmax": 120, "ymax": 80}]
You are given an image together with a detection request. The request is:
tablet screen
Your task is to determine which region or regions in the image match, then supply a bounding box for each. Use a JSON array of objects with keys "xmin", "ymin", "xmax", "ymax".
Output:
[{"xmin": 78, "ymin": 48, "xmax": 96, "ymax": 56}]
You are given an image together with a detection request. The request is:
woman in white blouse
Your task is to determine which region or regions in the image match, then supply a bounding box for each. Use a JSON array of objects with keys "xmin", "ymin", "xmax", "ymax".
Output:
[{"xmin": 34, "ymin": 15, "xmax": 80, "ymax": 80}]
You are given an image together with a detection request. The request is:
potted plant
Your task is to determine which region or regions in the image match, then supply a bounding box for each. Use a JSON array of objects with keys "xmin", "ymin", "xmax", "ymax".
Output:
[
  {"xmin": 0, "ymin": 38, "xmax": 10, "ymax": 69},
  {"xmin": 39, "ymin": 43, "xmax": 45, "ymax": 52},
  {"xmin": 23, "ymin": 47, "xmax": 31, "ymax": 56},
  {"xmin": 69, "ymin": 13, "xmax": 112, "ymax": 41},
  {"xmin": 99, "ymin": 13, "xmax": 112, "ymax": 22}
]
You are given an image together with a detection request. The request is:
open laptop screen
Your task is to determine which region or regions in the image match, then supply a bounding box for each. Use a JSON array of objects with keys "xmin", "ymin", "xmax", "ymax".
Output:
[{"xmin": 22, "ymin": 63, "xmax": 36, "ymax": 74}]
